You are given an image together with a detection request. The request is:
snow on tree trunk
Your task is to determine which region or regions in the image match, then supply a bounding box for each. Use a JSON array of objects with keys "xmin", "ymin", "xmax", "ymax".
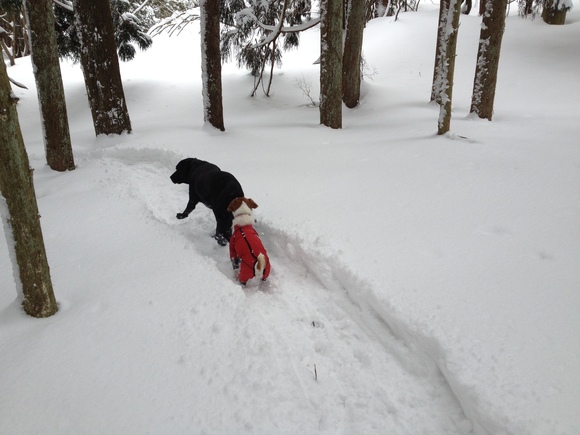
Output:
[
  {"xmin": 200, "ymin": 0, "xmax": 225, "ymax": 131},
  {"xmin": 430, "ymin": 2, "xmax": 446, "ymax": 103},
  {"xmin": 0, "ymin": 60, "xmax": 58, "ymax": 318},
  {"xmin": 24, "ymin": 0, "xmax": 75, "ymax": 171},
  {"xmin": 74, "ymin": 0, "xmax": 132, "ymax": 136},
  {"xmin": 435, "ymin": 0, "xmax": 462, "ymax": 135},
  {"xmin": 342, "ymin": 0, "xmax": 365, "ymax": 109},
  {"xmin": 320, "ymin": 0, "xmax": 343, "ymax": 129},
  {"xmin": 542, "ymin": 0, "xmax": 571, "ymax": 24},
  {"xmin": 470, "ymin": 0, "xmax": 507, "ymax": 121}
]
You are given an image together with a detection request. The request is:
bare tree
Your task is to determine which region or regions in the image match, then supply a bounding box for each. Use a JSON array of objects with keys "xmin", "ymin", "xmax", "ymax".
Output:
[
  {"xmin": 200, "ymin": 0, "xmax": 225, "ymax": 131},
  {"xmin": 319, "ymin": 0, "xmax": 342, "ymax": 129},
  {"xmin": 434, "ymin": 0, "xmax": 462, "ymax": 135},
  {"xmin": 24, "ymin": 0, "xmax": 75, "ymax": 171},
  {"xmin": 0, "ymin": 59, "xmax": 58, "ymax": 318},
  {"xmin": 470, "ymin": 0, "xmax": 507, "ymax": 120},
  {"xmin": 342, "ymin": 0, "xmax": 365, "ymax": 109},
  {"xmin": 74, "ymin": 0, "xmax": 132, "ymax": 135}
]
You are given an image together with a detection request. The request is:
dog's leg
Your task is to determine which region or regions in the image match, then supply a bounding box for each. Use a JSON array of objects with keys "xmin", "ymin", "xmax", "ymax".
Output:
[
  {"xmin": 213, "ymin": 209, "xmax": 233, "ymax": 246},
  {"xmin": 177, "ymin": 187, "xmax": 200, "ymax": 219},
  {"xmin": 254, "ymin": 254, "xmax": 266, "ymax": 281}
]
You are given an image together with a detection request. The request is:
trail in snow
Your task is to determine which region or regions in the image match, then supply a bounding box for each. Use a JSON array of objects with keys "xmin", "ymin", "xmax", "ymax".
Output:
[{"xmin": 98, "ymin": 146, "xmax": 473, "ymax": 433}]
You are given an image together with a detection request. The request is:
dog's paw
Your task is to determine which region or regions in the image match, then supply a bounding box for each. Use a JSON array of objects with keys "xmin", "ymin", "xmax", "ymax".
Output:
[
  {"xmin": 231, "ymin": 258, "xmax": 240, "ymax": 270},
  {"xmin": 176, "ymin": 212, "xmax": 188, "ymax": 219},
  {"xmin": 215, "ymin": 234, "xmax": 228, "ymax": 246}
]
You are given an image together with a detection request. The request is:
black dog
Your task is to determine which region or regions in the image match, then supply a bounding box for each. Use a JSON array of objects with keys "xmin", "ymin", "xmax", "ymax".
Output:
[{"xmin": 170, "ymin": 158, "xmax": 244, "ymax": 246}]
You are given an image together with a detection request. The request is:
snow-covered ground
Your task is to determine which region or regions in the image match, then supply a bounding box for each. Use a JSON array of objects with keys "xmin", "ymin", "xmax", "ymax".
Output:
[{"xmin": 1, "ymin": 4, "xmax": 579, "ymax": 434}]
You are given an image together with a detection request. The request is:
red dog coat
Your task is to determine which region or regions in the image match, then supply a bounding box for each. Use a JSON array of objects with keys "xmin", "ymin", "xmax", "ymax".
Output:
[{"xmin": 229, "ymin": 225, "xmax": 271, "ymax": 284}]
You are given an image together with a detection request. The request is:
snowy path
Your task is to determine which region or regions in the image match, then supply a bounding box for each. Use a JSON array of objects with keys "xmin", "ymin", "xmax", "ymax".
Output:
[{"xmin": 96, "ymin": 147, "xmax": 473, "ymax": 433}]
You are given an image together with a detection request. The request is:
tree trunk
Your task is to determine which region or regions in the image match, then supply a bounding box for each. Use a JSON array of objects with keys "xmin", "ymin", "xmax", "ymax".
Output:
[
  {"xmin": 462, "ymin": 0, "xmax": 473, "ymax": 14},
  {"xmin": 437, "ymin": 0, "xmax": 462, "ymax": 135},
  {"xmin": 200, "ymin": 0, "xmax": 225, "ymax": 131},
  {"xmin": 0, "ymin": 60, "xmax": 58, "ymax": 318},
  {"xmin": 542, "ymin": 0, "xmax": 567, "ymax": 24},
  {"xmin": 74, "ymin": 0, "xmax": 132, "ymax": 135},
  {"xmin": 342, "ymin": 0, "xmax": 365, "ymax": 109},
  {"xmin": 320, "ymin": 0, "xmax": 343, "ymax": 129},
  {"xmin": 479, "ymin": 0, "xmax": 487, "ymax": 15},
  {"xmin": 430, "ymin": 2, "xmax": 445, "ymax": 103},
  {"xmin": 25, "ymin": 0, "xmax": 75, "ymax": 171},
  {"xmin": 523, "ymin": 0, "xmax": 534, "ymax": 15},
  {"xmin": 11, "ymin": 9, "xmax": 30, "ymax": 58},
  {"xmin": 470, "ymin": 0, "xmax": 507, "ymax": 120}
]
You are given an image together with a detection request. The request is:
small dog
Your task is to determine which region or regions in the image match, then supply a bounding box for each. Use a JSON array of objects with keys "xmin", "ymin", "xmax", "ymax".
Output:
[
  {"xmin": 227, "ymin": 197, "xmax": 271, "ymax": 285},
  {"xmin": 170, "ymin": 158, "xmax": 244, "ymax": 246}
]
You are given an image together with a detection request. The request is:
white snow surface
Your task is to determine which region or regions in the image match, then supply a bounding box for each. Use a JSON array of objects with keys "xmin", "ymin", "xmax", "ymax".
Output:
[{"xmin": 1, "ymin": 5, "xmax": 580, "ymax": 434}]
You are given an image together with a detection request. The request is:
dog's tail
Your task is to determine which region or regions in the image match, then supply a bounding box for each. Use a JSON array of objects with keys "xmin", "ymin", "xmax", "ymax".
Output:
[{"xmin": 254, "ymin": 253, "xmax": 266, "ymax": 281}]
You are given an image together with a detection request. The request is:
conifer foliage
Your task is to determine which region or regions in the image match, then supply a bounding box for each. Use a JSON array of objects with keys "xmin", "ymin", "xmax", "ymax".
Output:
[
  {"xmin": 54, "ymin": 0, "xmax": 152, "ymax": 62},
  {"xmin": 220, "ymin": 0, "xmax": 315, "ymax": 95}
]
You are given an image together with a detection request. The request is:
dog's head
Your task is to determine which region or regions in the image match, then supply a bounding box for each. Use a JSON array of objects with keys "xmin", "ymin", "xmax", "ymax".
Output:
[
  {"xmin": 228, "ymin": 197, "xmax": 258, "ymax": 226},
  {"xmin": 170, "ymin": 158, "xmax": 205, "ymax": 184}
]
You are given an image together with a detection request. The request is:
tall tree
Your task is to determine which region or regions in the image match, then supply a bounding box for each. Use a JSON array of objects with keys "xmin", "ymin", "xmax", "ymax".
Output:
[
  {"xmin": 0, "ymin": 59, "xmax": 58, "ymax": 318},
  {"xmin": 200, "ymin": 0, "xmax": 225, "ymax": 131},
  {"xmin": 430, "ymin": 2, "xmax": 446, "ymax": 103},
  {"xmin": 470, "ymin": 0, "xmax": 507, "ymax": 120},
  {"xmin": 319, "ymin": 0, "xmax": 342, "ymax": 129},
  {"xmin": 74, "ymin": 0, "xmax": 132, "ymax": 135},
  {"xmin": 24, "ymin": 0, "xmax": 75, "ymax": 171},
  {"xmin": 434, "ymin": 0, "xmax": 462, "ymax": 135},
  {"xmin": 342, "ymin": 0, "xmax": 365, "ymax": 109}
]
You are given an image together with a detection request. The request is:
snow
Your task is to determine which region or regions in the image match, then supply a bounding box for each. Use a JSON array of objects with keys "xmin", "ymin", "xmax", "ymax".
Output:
[{"xmin": 2, "ymin": 4, "xmax": 580, "ymax": 434}]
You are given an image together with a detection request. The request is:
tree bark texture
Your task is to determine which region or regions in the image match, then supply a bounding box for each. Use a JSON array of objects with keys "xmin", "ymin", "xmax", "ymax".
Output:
[
  {"xmin": 0, "ymin": 60, "xmax": 58, "ymax": 318},
  {"xmin": 470, "ymin": 0, "xmax": 507, "ymax": 120},
  {"xmin": 74, "ymin": 0, "xmax": 132, "ymax": 135},
  {"xmin": 542, "ymin": 0, "xmax": 568, "ymax": 24},
  {"xmin": 430, "ymin": 2, "xmax": 445, "ymax": 103},
  {"xmin": 436, "ymin": 0, "xmax": 462, "ymax": 135},
  {"xmin": 25, "ymin": 0, "xmax": 75, "ymax": 171},
  {"xmin": 342, "ymin": 0, "xmax": 365, "ymax": 109},
  {"xmin": 200, "ymin": 0, "xmax": 225, "ymax": 131},
  {"xmin": 320, "ymin": 0, "xmax": 343, "ymax": 129}
]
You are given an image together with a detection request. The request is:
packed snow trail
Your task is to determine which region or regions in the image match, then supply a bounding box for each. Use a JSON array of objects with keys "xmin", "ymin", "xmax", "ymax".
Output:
[{"xmin": 94, "ymin": 147, "xmax": 474, "ymax": 433}]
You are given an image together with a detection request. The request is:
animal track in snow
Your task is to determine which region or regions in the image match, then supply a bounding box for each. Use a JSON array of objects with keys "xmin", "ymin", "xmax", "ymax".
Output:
[{"xmin": 96, "ymin": 148, "xmax": 473, "ymax": 433}]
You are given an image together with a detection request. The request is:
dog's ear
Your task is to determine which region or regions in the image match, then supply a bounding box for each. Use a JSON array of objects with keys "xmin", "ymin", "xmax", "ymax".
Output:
[
  {"xmin": 228, "ymin": 197, "xmax": 243, "ymax": 212},
  {"xmin": 247, "ymin": 198, "xmax": 259, "ymax": 209}
]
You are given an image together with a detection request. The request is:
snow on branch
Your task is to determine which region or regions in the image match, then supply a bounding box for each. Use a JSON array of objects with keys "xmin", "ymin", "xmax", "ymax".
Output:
[
  {"xmin": 53, "ymin": 0, "xmax": 74, "ymax": 12},
  {"xmin": 257, "ymin": 17, "xmax": 321, "ymax": 35},
  {"xmin": 132, "ymin": 0, "xmax": 150, "ymax": 15},
  {"xmin": 9, "ymin": 77, "xmax": 28, "ymax": 89},
  {"xmin": 149, "ymin": 10, "xmax": 200, "ymax": 37},
  {"xmin": 248, "ymin": 0, "xmax": 319, "ymax": 50}
]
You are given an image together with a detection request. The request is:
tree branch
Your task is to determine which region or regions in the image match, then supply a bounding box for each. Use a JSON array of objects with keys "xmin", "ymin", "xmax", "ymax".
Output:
[{"xmin": 53, "ymin": 0, "xmax": 74, "ymax": 12}]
